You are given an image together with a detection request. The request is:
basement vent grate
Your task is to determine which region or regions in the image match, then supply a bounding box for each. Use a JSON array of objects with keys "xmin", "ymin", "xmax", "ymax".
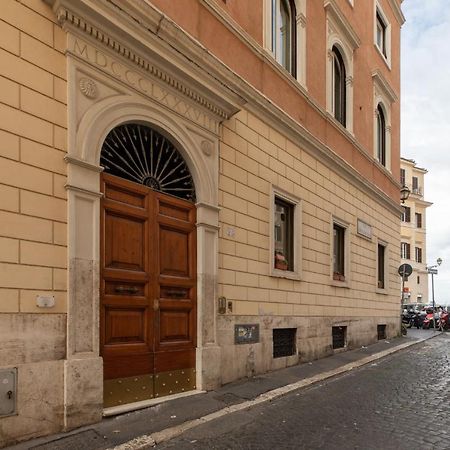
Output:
[
  {"xmin": 377, "ymin": 324, "xmax": 387, "ymax": 340},
  {"xmin": 273, "ymin": 328, "xmax": 296, "ymax": 358},
  {"xmin": 332, "ymin": 326, "xmax": 346, "ymax": 349}
]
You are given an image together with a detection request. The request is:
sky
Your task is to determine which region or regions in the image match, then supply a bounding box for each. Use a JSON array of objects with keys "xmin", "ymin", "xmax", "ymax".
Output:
[{"xmin": 401, "ymin": 0, "xmax": 450, "ymax": 304}]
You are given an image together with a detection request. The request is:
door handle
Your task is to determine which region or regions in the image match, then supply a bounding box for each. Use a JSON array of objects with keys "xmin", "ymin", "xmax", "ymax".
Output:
[{"xmin": 115, "ymin": 285, "xmax": 139, "ymax": 294}]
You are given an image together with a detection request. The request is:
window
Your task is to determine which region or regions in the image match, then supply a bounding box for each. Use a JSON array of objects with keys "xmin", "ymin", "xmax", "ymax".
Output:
[
  {"xmin": 372, "ymin": 72, "xmax": 395, "ymax": 171},
  {"xmin": 273, "ymin": 328, "xmax": 296, "ymax": 358},
  {"xmin": 274, "ymin": 197, "xmax": 294, "ymax": 271},
  {"xmin": 377, "ymin": 243, "xmax": 385, "ymax": 289},
  {"xmin": 325, "ymin": 1, "xmax": 358, "ymax": 133},
  {"xmin": 412, "ymin": 176, "xmax": 420, "ymax": 194},
  {"xmin": 400, "ymin": 242, "xmax": 410, "ymax": 260},
  {"xmin": 376, "ymin": 11, "xmax": 387, "ymax": 57},
  {"xmin": 332, "ymin": 46, "xmax": 346, "ymax": 127},
  {"xmin": 417, "ymin": 276, "xmax": 420, "ymax": 285},
  {"xmin": 415, "ymin": 247, "xmax": 422, "ymax": 263},
  {"xmin": 333, "ymin": 223, "xmax": 346, "ymax": 281},
  {"xmin": 415, "ymin": 213, "xmax": 422, "ymax": 228},
  {"xmin": 401, "ymin": 206, "xmax": 411, "ymax": 223},
  {"xmin": 270, "ymin": 0, "xmax": 296, "ymax": 75},
  {"xmin": 376, "ymin": 104, "xmax": 386, "ymax": 166},
  {"xmin": 400, "ymin": 168, "xmax": 406, "ymax": 186},
  {"xmin": 271, "ymin": 189, "xmax": 301, "ymax": 278},
  {"xmin": 374, "ymin": 3, "xmax": 391, "ymax": 66}
]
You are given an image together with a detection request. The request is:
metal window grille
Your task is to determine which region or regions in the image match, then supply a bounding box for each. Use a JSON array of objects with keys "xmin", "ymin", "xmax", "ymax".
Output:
[
  {"xmin": 273, "ymin": 328, "xmax": 296, "ymax": 358},
  {"xmin": 377, "ymin": 324, "xmax": 386, "ymax": 340},
  {"xmin": 332, "ymin": 326, "xmax": 346, "ymax": 349}
]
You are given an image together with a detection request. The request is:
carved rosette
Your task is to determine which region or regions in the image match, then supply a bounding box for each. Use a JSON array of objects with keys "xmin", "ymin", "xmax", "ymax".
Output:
[
  {"xmin": 79, "ymin": 78, "xmax": 98, "ymax": 99},
  {"xmin": 201, "ymin": 140, "xmax": 213, "ymax": 157}
]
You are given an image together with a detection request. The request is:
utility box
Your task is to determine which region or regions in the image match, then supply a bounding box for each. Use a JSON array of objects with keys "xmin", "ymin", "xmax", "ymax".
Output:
[{"xmin": 0, "ymin": 368, "xmax": 17, "ymax": 417}]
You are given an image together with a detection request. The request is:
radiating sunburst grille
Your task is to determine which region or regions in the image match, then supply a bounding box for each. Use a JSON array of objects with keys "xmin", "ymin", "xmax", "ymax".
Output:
[{"xmin": 100, "ymin": 124, "xmax": 195, "ymax": 202}]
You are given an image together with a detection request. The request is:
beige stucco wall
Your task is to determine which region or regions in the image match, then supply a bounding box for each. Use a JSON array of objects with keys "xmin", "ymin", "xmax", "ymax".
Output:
[
  {"xmin": 0, "ymin": 0, "xmax": 67, "ymax": 314},
  {"xmin": 0, "ymin": 1, "xmax": 68, "ymax": 446},
  {"xmin": 216, "ymin": 109, "xmax": 401, "ymax": 382}
]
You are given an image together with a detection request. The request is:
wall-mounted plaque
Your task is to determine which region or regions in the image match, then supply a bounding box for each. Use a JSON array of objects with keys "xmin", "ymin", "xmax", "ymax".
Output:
[
  {"xmin": 234, "ymin": 324, "xmax": 259, "ymax": 345},
  {"xmin": 357, "ymin": 219, "xmax": 372, "ymax": 240}
]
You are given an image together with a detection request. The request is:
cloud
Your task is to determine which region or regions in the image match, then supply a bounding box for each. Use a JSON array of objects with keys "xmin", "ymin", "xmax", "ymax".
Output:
[{"xmin": 402, "ymin": 0, "xmax": 450, "ymax": 303}]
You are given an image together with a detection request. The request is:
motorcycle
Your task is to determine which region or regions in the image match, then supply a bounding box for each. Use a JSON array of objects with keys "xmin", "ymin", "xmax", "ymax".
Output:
[
  {"xmin": 422, "ymin": 308, "xmax": 438, "ymax": 329},
  {"xmin": 437, "ymin": 310, "xmax": 450, "ymax": 331},
  {"xmin": 402, "ymin": 310, "xmax": 417, "ymax": 328}
]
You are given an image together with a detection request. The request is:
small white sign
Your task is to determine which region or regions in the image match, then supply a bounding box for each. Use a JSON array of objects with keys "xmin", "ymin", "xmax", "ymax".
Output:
[
  {"xmin": 357, "ymin": 219, "xmax": 372, "ymax": 240},
  {"xmin": 36, "ymin": 295, "xmax": 55, "ymax": 308}
]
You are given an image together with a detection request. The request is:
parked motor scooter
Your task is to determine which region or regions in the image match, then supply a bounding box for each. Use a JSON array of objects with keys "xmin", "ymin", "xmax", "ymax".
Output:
[{"xmin": 422, "ymin": 308, "xmax": 437, "ymax": 329}]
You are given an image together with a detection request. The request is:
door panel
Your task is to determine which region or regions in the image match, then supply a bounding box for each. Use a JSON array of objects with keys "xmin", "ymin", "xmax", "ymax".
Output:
[
  {"xmin": 101, "ymin": 173, "xmax": 197, "ymax": 407},
  {"xmin": 105, "ymin": 213, "xmax": 146, "ymax": 271}
]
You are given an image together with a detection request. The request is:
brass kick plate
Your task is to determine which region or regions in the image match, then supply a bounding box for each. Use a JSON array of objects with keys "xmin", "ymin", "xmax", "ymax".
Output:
[
  {"xmin": 154, "ymin": 368, "xmax": 196, "ymax": 398},
  {"xmin": 104, "ymin": 374, "xmax": 154, "ymax": 408},
  {"xmin": 104, "ymin": 368, "xmax": 196, "ymax": 408}
]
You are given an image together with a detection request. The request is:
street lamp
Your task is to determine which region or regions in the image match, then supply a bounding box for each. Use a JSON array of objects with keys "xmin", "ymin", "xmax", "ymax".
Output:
[
  {"xmin": 400, "ymin": 185, "xmax": 411, "ymax": 204},
  {"xmin": 427, "ymin": 258, "xmax": 443, "ymax": 329}
]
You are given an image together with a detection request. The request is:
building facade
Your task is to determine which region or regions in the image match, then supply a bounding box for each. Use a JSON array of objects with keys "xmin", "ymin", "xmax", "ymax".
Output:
[
  {"xmin": 0, "ymin": 0, "xmax": 404, "ymax": 445},
  {"xmin": 400, "ymin": 157, "xmax": 432, "ymax": 305}
]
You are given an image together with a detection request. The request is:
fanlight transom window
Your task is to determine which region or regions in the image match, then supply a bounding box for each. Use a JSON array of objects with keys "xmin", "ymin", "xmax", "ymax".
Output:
[{"xmin": 100, "ymin": 123, "xmax": 195, "ymax": 201}]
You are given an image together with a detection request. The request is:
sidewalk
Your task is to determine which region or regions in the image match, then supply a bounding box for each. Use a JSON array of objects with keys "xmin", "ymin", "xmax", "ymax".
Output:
[{"xmin": 8, "ymin": 329, "xmax": 441, "ymax": 450}]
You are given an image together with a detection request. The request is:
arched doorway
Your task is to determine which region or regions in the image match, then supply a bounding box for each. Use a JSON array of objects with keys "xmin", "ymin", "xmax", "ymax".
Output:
[{"xmin": 100, "ymin": 123, "xmax": 197, "ymax": 408}]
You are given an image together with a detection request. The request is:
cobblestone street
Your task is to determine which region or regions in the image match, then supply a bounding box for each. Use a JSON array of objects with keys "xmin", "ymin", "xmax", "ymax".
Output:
[{"xmin": 157, "ymin": 334, "xmax": 450, "ymax": 450}]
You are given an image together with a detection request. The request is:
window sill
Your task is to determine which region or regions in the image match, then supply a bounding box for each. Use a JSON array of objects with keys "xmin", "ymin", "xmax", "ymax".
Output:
[
  {"xmin": 376, "ymin": 287, "xmax": 388, "ymax": 295},
  {"xmin": 374, "ymin": 44, "xmax": 392, "ymax": 70},
  {"xmin": 271, "ymin": 267, "xmax": 302, "ymax": 281},
  {"xmin": 330, "ymin": 279, "xmax": 351, "ymax": 289}
]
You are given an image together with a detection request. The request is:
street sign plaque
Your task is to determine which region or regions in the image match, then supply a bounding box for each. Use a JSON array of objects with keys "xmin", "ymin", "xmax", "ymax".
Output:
[
  {"xmin": 428, "ymin": 268, "xmax": 438, "ymax": 275},
  {"xmin": 398, "ymin": 263, "xmax": 413, "ymax": 278}
]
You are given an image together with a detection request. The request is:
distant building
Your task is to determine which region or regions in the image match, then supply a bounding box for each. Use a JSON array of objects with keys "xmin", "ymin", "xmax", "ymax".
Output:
[{"xmin": 400, "ymin": 158, "xmax": 432, "ymax": 305}]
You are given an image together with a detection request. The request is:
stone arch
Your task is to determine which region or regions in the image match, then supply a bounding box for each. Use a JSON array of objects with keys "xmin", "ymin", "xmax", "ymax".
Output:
[{"xmin": 74, "ymin": 95, "xmax": 217, "ymax": 206}]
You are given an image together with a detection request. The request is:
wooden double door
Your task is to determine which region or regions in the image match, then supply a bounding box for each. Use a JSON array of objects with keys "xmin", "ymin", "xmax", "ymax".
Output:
[{"xmin": 100, "ymin": 173, "xmax": 197, "ymax": 408}]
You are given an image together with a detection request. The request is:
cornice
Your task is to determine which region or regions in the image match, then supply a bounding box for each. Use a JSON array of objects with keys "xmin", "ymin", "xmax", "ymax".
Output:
[
  {"xmin": 324, "ymin": 0, "xmax": 361, "ymax": 49},
  {"xmin": 49, "ymin": 0, "xmax": 243, "ymax": 123},
  {"xmin": 387, "ymin": 0, "xmax": 406, "ymax": 26},
  {"xmin": 47, "ymin": 0, "xmax": 400, "ymax": 214},
  {"xmin": 372, "ymin": 69, "xmax": 398, "ymax": 103}
]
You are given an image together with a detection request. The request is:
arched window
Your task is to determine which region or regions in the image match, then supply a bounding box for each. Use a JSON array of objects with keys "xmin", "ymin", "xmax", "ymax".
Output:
[
  {"xmin": 376, "ymin": 104, "xmax": 386, "ymax": 166},
  {"xmin": 332, "ymin": 46, "xmax": 346, "ymax": 126},
  {"xmin": 271, "ymin": 0, "xmax": 296, "ymax": 76},
  {"xmin": 100, "ymin": 123, "xmax": 195, "ymax": 201}
]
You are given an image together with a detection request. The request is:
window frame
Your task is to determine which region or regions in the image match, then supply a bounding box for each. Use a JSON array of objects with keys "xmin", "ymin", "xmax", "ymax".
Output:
[
  {"xmin": 376, "ymin": 240, "xmax": 388, "ymax": 292},
  {"xmin": 400, "ymin": 242, "xmax": 410, "ymax": 260},
  {"xmin": 376, "ymin": 103, "xmax": 386, "ymax": 166},
  {"xmin": 331, "ymin": 218, "xmax": 350, "ymax": 287},
  {"xmin": 270, "ymin": 187, "xmax": 302, "ymax": 280},
  {"xmin": 266, "ymin": 0, "xmax": 297, "ymax": 77},
  {"xmin": 325, "ymin": 1, "xmax": 359, "ymax": 134},
  {"xmin": 415, "ymin": 212, "xmax": 422, "ymax": 229},
  {"xmin": 400, "ymin": 168, "xmax": 406, "ymax": 186},
  {"xmin": 415, "ymin": 247, "xmax": 422, "ymax": 264},
  {"xmin": 401, "ymin": 206, "xmax": 411, "ymax": 223},
  {"xmin": 332, "ymin": 46, "xmax": 347, "ymax": 127},
  {"xmin": 374, "ymin": 2, "xmax": 392, "ymax": 68}
]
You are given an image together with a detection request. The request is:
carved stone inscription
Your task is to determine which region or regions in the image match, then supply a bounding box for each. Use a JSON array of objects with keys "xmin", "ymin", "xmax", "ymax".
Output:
[{"xmin": 70, "ymin": 38, "xmax": 218, "ymax": 133}]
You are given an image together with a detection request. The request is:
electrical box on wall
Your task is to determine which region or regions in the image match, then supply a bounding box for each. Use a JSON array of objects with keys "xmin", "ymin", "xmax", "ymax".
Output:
[{"xmin": 0, "ymin": 368, "xmax": 17, "ymax": 417}]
